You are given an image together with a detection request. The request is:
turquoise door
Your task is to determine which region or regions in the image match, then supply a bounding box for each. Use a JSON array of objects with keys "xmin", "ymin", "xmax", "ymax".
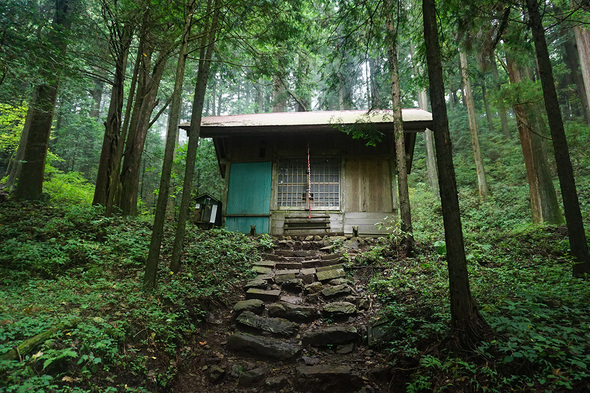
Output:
[{"xmin": 225, "ymin": 162, "xmax": 272, "ymax": 234}]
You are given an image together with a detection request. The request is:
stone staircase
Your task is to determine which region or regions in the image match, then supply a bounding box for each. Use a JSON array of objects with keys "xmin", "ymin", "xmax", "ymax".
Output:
[{"xmin": 218, "ymin": 238, "xmax": 385, "ymax": 392}]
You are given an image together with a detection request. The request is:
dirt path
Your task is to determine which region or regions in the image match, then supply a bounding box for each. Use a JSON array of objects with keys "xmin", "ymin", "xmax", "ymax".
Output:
[{"xmin": 174, "ymin": 238, "xmax": 393, "ymax": 392}]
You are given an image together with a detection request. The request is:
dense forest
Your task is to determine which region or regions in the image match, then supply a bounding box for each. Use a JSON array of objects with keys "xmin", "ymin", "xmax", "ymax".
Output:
[{"xmin": 1, "ymin": 0, "xmax": 590, "ymax": 391}]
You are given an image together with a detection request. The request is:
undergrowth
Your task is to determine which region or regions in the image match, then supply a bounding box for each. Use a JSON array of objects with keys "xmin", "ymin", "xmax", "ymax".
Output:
[
  {"xmin": 365, "ymin": 184, "xmax": 590, "ymax": 392},
  {"xmin": 0, "ymin": 202, "xmax": 261, "ymax": 392}
]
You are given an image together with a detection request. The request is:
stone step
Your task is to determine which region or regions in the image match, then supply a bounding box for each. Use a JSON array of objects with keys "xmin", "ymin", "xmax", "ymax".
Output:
[
  {"xmin": 233, "ymin": 299, "xmax": 265, "ymax": 314},
  {"xmin": 296, "ymin": 365, "xmax": 362, "ymax": 392},
  {"xmin": 321, "ymin": 251, "xmax": 344, "ymax": 261},
  {"xmin": 316, "ymin": 268, "xmax": 346, "ymax": 282},
  {"xmin": 236, "ymin": 311, "xmax": 299, "ymax": 337},
  {"xmin": 268, "ymin": 302, "xmax": 320, "ymax": 322},
  {"xmin": 253, "ymin": 265, "xmax": 273, "ymax": 274},
  {"xmin": 245, "ymin": 278, "xmax": 268, "ymax": 289},
  {"xmin": 301, "ymin": 326, "xmax": 360, "ymax": 347},
  {"xmin": 260, "ymin": 253, "xmax": 284, "ymax": 262},
  {"xmin": 321, "ymin": 283, "xmax": 352, "ymax": 298},
  {"xmin": 302, "ymin": 259, "xmax": 346, "ymax": 268},
  {"xmin": 254, "ymin": 260, "xmax": 276, "ymax": 268},
  {"xmin": 316, "ymin": 263, "xmax": 345, "ymax": 272},
  {"xmin": 275, "ymin": 261, "xmax": 302, "ymax": 269},
  {"xmin": 226, "ymin": 332, "xmax": 301, "ymax": 360},
  {"xmin": 246, "ymin": 288, "xmax": 281, "ymax": 301},
  {"xmin": 322, "ymin": 301, "xmax": 357, "ymax": 317}
]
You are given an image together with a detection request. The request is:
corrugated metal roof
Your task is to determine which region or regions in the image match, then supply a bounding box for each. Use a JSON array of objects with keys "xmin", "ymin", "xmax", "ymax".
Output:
[{"xmin": 180, "ymin": 109, "xmax": 432, "ymax": 129}]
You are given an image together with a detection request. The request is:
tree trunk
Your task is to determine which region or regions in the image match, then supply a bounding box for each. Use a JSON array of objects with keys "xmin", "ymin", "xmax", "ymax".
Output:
[
  {"xmin": 93, "ymin": 20, "xmax": 133, "ymax": 210},
  {"xmin": 481, "ymin": 83, "xmax": 495, "ymax": 133},
  {"xmin": 119, "ymin": 48, "xmax": 168, "ymax": 216},
  {"xmin": 423, "ymin": 0, "xmax": 490, "ymax": 347},
  {"xmin": 574, "ymin": 26, "xmax": 590, "ymax": 125},
  {"xmin": 166, "ymin": 0, "xmax": 219, "ymax": 278},
  {"xmin": 272, "ymin": 75, "xmax": 285, "ymax": 112},
  {"xmin": 526, "ymin": 0, "xmax": 590, "ymax": 268},
  {"xmin": 506, "ymin": 57, "xmax": 563, "ymax": 225},
  {"xmin": 410, "ymin": 43, "xmax": 439, "ymax": 198},
  {"xmin": 490, "ymin": 55, "xmax": 511, "ymax": 137},
  {"xmin": 89, "ymin": 75, "xmax": 104, "ymax": 118},
  {"xmin": 459, "ymin": 50, "xmax": 490, "ymax": 201},
  {"xmin": 144, "ymin": 4, "xmax": 192, "ymax": 290},
  {"xmin": 385, "ymin": 0, "xmax": 412, "ymax": 254},
  {"xmin": 13, "ymin": 0, "xmax": 75, "ymax": 200}
]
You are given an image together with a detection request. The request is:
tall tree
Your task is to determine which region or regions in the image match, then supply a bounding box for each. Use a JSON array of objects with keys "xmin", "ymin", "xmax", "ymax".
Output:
[
  {"xmin": 13, "ymin": 0, "xmax": 77, "ymax": 200},
  {"xmin": 505, "ymin": 54, "xmax": 562, "ymax": 225},
  {"xmin": 144, "ymin": 0, "xmax": 193, "ymax": 290},
  {"xmin": 410, "ymin": 43, "xmax": 439, "ymax": 198},
  {"xmin": 93, "ymin": 0, "xmax": 134, "ymax": 211},
  {"xmin": 459, "ymin": 49, "xmax": 490, "ymax": 201},
  {"xmin": 385, "ymin": 0, "xmax": 413, "ymax": 252},
  {"xmin": 525, "ymin": 0, "xmax": 590, "ymax": 272},
  {"xmin": 161, "ymin": 0, "xmax": 219, "ymax": 282},
  {"xmin": 423, "ymin": 0, "xmax": 490, "ymax": 346}
]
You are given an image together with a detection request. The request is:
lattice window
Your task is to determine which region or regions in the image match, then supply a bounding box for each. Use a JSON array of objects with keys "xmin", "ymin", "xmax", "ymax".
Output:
[{"xmin": 277, "ymin": 158, "xmax": 340, "ymax": 209}]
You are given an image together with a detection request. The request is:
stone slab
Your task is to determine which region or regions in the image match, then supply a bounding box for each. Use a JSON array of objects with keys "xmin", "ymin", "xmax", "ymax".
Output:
[
  {"xmin": 227, "ymin": 333, "xmax": 301, "ymax": 360},
  {"xmin": 246, "ymin": 288, "xmax": 281, "ymax": 301},
  {"xmin": 275, "ymin": 269, "xmax": 300, "ymax": 275},
  {"xmin": 268, "ymin": 302, "xmax": 319, "ymax": 322},
  {"xmin": 276, "ymin": 261, "xmax": 302, "ymax": 269},
  {"xmin": 322, "ymin": 301, "xmax": 357, "ymax": 317},
  {"xmin": 245, "ymin": 278, "xmax": 267, "ymax": 289},
  {"xmin": 274, "ymin": 273, "xmax": 296, "ymax": 282},
  {"xmin": 321, "ymin": 283, "xmax": 352, "ymax": 298},
  {"xmin": 253, "ymin": 266, "xmax": 272, "ymax": 274},
  {"xmin": 316, "ymin": 263, "xmax": 345, "ymax": 272},
  {"xmin": 234, "ymin": 299, "xmax": 265, "ymax": 314},
  {"xmin": 302, "ymin": 326, "xmax": 359, "ymax": 347},
  {"xmin": 254, "ymin": 260, "xmax": 276, "ymax": 268},
  {"xmin": 236, "ymin": 311, "xmax": 299, "ymax": 336},
  {"xmin": 316, "ymin": 268, "xmax": 346, "ymax": 282}
]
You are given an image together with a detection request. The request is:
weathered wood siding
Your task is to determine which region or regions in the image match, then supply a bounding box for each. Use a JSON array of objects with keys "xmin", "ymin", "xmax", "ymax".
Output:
[{"xmin": 344, "ymin": 159, "xmax": 393, "ymax": 212}]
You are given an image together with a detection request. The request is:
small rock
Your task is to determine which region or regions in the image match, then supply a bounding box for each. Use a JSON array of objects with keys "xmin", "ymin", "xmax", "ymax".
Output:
[
  {"xmin": 358, "ymin": 298, "xmax": 370, "ymax": 310},
  {"xmin": 304, "ymin": 282, "xmax": 323, "ymax": 294},
  {"xmin": 234, "ymin": 299, "xmax": 265, "ymax": 314},
  {"xmin": 238, "ymin": 367, "xmax": 266, "ymax": 386},
  {"xmin": 305, "ymin": 293, "xmax": 321, "ymax": 304},
  {"xmin": 280, "ymin": 295, "xmax": 303, "ymax": 305},
  {"xmin": 314, "ymin": 235, "xmax": 322, "ymax": 241},
  {"xmin": 305, "ymin": 235, "xmax": 314, "ymax": 241},
  {"xmin": 302, "ymin": 355, "xmax": 321, "ymax": 365},
  {"xmin": 265, "ymin": 375, "xmax": 290, "ymax": 389},
  {"xmin": 208, "ymin": 365, "xmax": 225, "ymax": 383},
  {"xmin": 337, "ymin": 343, "xmax": 355, "ymax": 354}
]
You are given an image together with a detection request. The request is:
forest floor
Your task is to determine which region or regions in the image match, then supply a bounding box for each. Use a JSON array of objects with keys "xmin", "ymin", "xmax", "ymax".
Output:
[{"xmin": 1, "ymin": 201, "xmax": 590, "ymax": 392}]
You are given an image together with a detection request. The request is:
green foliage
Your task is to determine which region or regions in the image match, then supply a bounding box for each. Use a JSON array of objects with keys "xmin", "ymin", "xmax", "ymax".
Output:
[{"xmin": 0, "ymin": 202, "xmax": 261, "ymax": 391}]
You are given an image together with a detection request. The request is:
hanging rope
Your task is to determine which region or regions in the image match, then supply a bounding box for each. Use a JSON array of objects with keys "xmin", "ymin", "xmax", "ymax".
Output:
[{"xmin": 307, "ymin": 143, "xmax": 311, "ymax": 219}]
